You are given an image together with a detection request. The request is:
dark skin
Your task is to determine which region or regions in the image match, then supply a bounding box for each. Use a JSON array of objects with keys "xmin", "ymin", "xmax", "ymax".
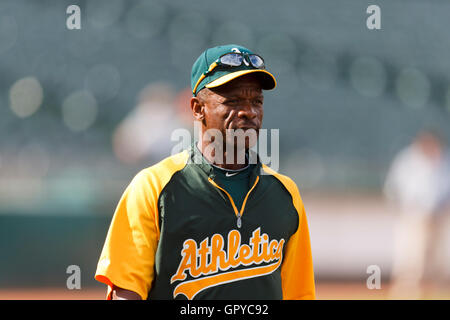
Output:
[
  {"xmin": 111, "ymin": 73, "xmax": 265, "ymax": 300},
  {"xmin": 112, "ymin": 285, "xmax": 141, "ymax": 300},
  {"xmin": 192, "ymin": 73, "xmax": 264, "ymax": 170}
]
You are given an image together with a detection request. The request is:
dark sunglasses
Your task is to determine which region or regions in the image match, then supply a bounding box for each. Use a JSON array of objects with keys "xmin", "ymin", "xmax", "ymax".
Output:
[{"xmin": 193, "ymin": 52, "xmax": 265, "ymax": 94}]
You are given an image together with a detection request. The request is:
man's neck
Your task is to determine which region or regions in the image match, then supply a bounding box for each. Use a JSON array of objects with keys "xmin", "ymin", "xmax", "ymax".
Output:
[{"xmin": 196, "ymin": 140, "xmax": 249, "ymax": 171}]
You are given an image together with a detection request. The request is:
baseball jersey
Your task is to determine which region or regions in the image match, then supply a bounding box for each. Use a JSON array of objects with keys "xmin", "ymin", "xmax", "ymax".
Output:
[{"xmin": 95, "ymin": 142, "xmax": 315, "ymax": 300}]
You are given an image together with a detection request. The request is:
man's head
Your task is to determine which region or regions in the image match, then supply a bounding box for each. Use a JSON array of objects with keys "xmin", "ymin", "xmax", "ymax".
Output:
[
  {"xmin": 190, "ymin": 44, "xmax": 276, "ymax": 163},
  {"xmin": 414, "ymin": 129, "xmax": 445, "ymax": 162},
  {"xmin": 192, "ymin": 73, "xmax": 264, "ymax": 149},
  {"xmin": 191, "ymin": 44, "xmax": 276, "ymax": 97}
]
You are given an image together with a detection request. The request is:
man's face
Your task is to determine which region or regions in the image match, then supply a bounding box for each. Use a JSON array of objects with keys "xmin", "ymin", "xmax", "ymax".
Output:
[{"xmin": 193, "ymin": 74, "xmax": 264, "ymax": 152}]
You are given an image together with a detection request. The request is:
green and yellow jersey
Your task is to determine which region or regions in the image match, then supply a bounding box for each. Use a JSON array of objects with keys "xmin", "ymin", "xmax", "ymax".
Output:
[{"xmin": 95, "ymin": 143, "xmax": 315, "ymax": 300}]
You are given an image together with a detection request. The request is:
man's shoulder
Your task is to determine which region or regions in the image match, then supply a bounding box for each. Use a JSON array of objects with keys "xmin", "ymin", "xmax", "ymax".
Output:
[
  {"xmin": 261, "ymin": 164, "xmax": 304, "ymax": 209},
  {"xmin": 132, "ymin": 150, "xmax": 190, "ymax": 186},
  {"xmin": 261, "ymin": 164, "xmax": 299, "ymax": 191}
]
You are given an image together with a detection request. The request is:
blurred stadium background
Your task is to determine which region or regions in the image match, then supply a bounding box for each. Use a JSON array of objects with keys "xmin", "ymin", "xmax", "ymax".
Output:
[{"xmin": 1, "ymin": 0, "xmax": 450, "ymax": 299}]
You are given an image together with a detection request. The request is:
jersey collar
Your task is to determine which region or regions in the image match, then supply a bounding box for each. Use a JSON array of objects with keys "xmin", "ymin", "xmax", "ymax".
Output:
[{"xmin": 188, "ymin": 141, "xmax": 262, "ymax": 184}]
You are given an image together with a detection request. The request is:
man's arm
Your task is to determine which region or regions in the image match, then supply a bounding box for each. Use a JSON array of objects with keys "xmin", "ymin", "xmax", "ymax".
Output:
[
  {"xmin": 112, "ymin": 286, "xmax": 142, "ymax": 300},
  {"xmin": 95, "ymin": 152, "xmax": 190, "ymax": 300},
  {"xmin": 94, "ymin": 169, "xmax": 160, "ymax": 300},
  {"xmin": 280, "ymin": 204, "xmax": 315, "ymax": 299}
]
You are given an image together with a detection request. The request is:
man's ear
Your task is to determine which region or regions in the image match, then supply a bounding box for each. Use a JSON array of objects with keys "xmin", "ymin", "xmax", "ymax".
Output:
[{"xmin": 190, "ymin": 96, "xmax": 205, "ymax": 122}]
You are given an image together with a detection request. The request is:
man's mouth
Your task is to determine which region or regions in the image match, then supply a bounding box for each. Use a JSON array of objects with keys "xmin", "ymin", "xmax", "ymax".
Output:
[{"xmin": 234, "ymin": 124, "xmax": 258, "ymax": 131}]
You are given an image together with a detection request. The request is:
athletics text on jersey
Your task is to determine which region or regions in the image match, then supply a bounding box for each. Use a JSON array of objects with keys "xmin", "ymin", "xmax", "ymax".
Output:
[{"xmin": 95, "ymin": 142, "xmax": 315, "ymax": 300}]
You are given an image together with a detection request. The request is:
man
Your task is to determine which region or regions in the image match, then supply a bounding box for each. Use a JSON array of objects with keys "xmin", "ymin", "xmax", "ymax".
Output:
[
  {"xmin": 384, "ymin": 130, "xmax": 450, "ymax": 298},
  {"xmin": 95, "ymin": 44, "xmax": 316, "ymax": 300}
]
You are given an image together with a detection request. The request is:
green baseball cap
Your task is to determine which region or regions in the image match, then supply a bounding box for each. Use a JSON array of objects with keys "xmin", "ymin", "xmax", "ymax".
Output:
[{"xmin": 191, "ymin": 44, "xmax": 277, "ymax": 96}]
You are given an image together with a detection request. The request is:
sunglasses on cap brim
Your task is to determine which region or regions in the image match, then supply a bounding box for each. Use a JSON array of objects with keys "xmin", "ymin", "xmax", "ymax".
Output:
[{"xmin": 193, "ymin": 52, "xmax": 265, "ymax": 95}]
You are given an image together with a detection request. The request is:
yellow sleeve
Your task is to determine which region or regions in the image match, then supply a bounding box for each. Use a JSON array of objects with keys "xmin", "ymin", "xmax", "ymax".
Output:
[
  {"xmin": 94, "ymin": 169, "xmax": 160, "ymax": 300},
  {"xmin": 280, "ymin": 198, "xmax": 316, "ymax": 300},
  {"xmin": 95, "ymin": 150, "xmax": 189, "ymax": 300}
]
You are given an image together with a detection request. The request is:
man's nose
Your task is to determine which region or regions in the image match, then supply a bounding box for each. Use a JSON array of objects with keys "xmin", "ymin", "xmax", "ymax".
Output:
[{"xmin": 238, "ymin": 101, "xmax": 257, "ymax": 119}]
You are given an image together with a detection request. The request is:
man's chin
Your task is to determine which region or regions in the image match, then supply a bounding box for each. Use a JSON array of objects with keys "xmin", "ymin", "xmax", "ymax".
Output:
[
  {"xmin": 226, "ymin": 128, "xmax": 258, "ymax": 147},
  {"xmin": 226, "ymin": 138, "xmax": 257, "ymax": 150}
]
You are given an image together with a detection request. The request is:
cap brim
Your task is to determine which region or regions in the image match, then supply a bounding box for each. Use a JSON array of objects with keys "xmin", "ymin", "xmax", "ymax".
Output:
[{"xmin": 205, "ymin": 69, "xmax": 277, "ymax": 91}]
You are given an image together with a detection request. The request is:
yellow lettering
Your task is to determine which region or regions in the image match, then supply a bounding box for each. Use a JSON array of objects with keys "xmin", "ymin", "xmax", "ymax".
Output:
[
  {"xmin": 249, "ymin": 228, "xmax": 263, "ymax": 263},
  {"xmin": 228, "ymin": 230, "xmax": 241, "ymax": 268},
  {"xmin": 239, "ymin": 244, "xmax": 252, "ymax": 265},
  {"xmin": 170, "ymin": 239, "xmax": 197, "ymax": 283},
  {"xmin": 210, "ymin": 234, "xmax": 227, "ymax": 272},
  {"xmin": 171, "ymin": 227, "xmax": 286, "ymax": 300},
  {"xmin": 268, "ymin": 239, "xmax": 279, "ymax": 262}
]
